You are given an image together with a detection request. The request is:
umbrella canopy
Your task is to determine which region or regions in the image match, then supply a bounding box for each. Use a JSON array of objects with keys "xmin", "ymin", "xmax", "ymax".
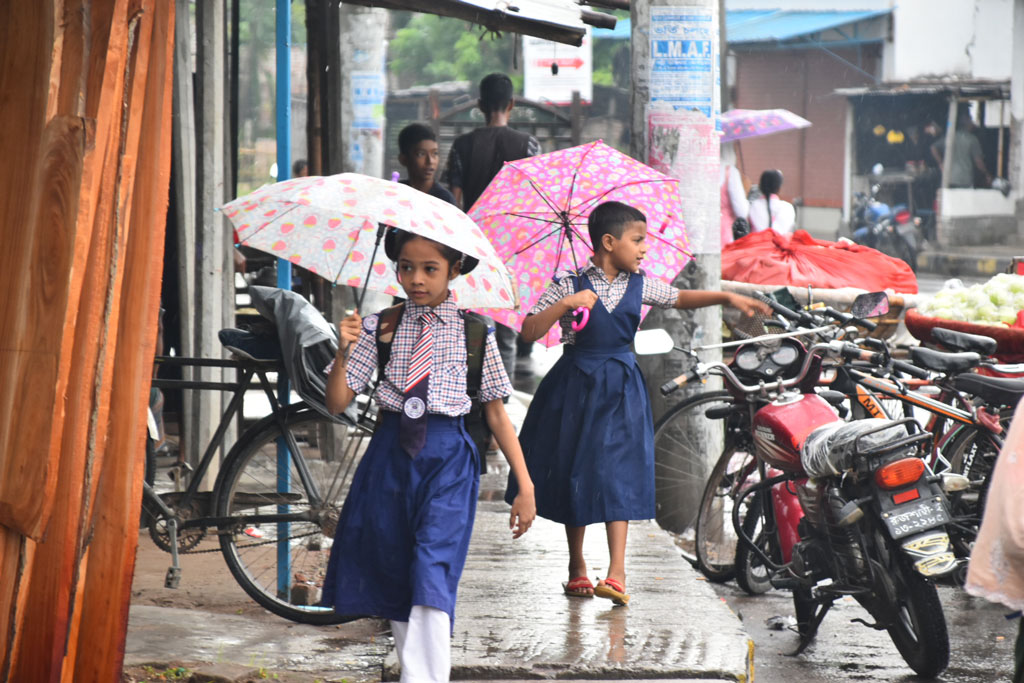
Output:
[
  {"xmin": 720, "ymin": 108, "xmax": 811, "ymax": 143},
  {"xmin": 468, "ymin": 140, "xmax": 692, "ymax": 346},
  {"xmin": 223, "ymin": 173, "xmax": 517, "ymax": 310}
]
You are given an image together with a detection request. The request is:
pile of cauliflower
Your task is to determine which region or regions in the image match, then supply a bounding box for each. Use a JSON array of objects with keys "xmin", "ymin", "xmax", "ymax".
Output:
[{"xmin": 917, "ymin": 273, "xmax": 1024, "ymax": 326}]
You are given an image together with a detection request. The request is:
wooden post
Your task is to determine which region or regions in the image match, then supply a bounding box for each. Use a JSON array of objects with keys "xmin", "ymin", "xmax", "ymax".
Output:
[
  {"xmin": 631, "ymin": 0, "xmax": 723, "ymax": 534},
  {"xmin": 194, "ymin": 0, "xmax": 229, "ymax": 485},
  {"xmin": 173, "ymin": 0, "xmax": 197, "ymax": 466}
]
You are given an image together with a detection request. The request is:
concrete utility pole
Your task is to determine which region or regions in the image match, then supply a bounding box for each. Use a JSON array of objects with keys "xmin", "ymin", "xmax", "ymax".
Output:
[
  {"xmin": 330, "ymin": 3, "xmax": 391, "ymax": 319},
  {"xmin": 631, "ymin": 0, "xmax": 723, "ymax": 532},
  {"xmin": 194, "ymin": 0, "xmax": 232, "ymax": 483},
  {"xmin": 339, "ymin": 4, "xmax": 388, "ymax": 178},
  {"xmin": 1012, "ymin": 0, "xmax": 1024, "ymax": 241}
]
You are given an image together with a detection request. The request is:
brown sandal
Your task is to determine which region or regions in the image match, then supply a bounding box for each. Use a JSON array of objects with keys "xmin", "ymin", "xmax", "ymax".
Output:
[{"xmin": 594, "ymin": 577, "xmax": 629, "ymax": 605}]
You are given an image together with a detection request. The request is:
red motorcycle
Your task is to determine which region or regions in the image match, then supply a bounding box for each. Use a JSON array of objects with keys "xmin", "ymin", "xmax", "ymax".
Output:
[{"xmin": 657, "ymin": 293, "xmax": 962, "ymax": 678}]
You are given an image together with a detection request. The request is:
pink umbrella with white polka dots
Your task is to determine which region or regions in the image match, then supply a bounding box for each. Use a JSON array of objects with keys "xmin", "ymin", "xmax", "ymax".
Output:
[
  {"xmin": 222, "ymin": 173, "xmax": 517, "ymax": 310},
  {"xmin": 467, "ymin": 140, "xmax": 692, "ymax": 346}
]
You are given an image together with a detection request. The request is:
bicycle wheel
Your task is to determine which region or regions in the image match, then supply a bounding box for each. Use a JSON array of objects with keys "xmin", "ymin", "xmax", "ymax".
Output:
[
  {"xmin": 653, "ymin": 391, "xmax": 734, "ymax": 542},
  {"xmin": 694, "ymin": 437, "xmax": 759, "ymax": 582},
  {"xmin": 215, "ymin": 405, "xmax": 371, "ymax": 625},
  {"xmin": 941, "ymin": 423, "xmax": 1003, "ymax": 556}
]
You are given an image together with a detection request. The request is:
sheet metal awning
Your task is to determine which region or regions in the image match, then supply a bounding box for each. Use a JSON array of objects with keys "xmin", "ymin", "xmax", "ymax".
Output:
[
  {"xmin": 342, "ymin": 0, "xmax": 615, "ymax": 46},
  {"xmin": 836, "ymin": 81, "xmax": 1012, "ymax": 100},
  {"xmin": 593, "ymin": 10, "xmax": 890, "ymax": 45},
  {"xmin": 727, "ymin": 9, "xmax": 889, "ymax": 45}
]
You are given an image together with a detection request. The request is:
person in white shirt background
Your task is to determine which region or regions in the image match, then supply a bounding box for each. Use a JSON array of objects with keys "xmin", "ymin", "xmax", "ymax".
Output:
[
  {"xmin": 748, "ymin": 169, "xmax": 796, "ymax": 235},
  {"xmin": 719, "ymin": 141, "xmax": 749, "ymax": 247}
]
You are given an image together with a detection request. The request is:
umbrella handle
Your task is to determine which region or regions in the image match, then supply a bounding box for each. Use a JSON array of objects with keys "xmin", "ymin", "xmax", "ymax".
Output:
[{"xmin": 571, "ymin": 306, "xmax": 590, "ymax": 332}]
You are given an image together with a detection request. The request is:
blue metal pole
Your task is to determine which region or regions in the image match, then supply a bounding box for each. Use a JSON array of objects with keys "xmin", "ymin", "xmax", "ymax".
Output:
[{"xmin": 275, "ymin": 0, "xmax": 292, "ymax": 602}]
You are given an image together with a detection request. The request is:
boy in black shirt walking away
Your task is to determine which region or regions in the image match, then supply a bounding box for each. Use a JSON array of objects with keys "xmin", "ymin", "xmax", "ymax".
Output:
[{"xmin": 444, "ymin": 73, "xmax": 540, "ymax": 382}]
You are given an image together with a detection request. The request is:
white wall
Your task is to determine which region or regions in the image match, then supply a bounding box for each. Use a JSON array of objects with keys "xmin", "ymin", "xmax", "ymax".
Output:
[{"xmin": 886, "ymin": 0, "xmax": 1014, "ymax": 81}]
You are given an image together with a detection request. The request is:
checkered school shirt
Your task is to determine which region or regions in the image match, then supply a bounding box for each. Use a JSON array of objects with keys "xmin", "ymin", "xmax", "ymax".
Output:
[
  {"xmin": 529, "ymin": 261, "xmax": 680, "ymax": 345},
  {"xmin": 336, "ymin": 295, "xmax": 512, "ymax": 416}
]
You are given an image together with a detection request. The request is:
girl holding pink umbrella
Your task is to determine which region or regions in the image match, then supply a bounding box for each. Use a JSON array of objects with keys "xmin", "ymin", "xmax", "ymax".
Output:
[{"xmin": 503, "ymin": 201, "xmax": 768, "ymax": 604}]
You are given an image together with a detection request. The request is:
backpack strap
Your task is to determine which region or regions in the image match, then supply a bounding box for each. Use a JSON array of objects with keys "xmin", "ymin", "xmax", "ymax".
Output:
[
  {"xmin": 461, "ymin": 311, "xmax": 492, "ymax": 399},
  {"xmin": 375, "ymin": 303, "xmax": 405, "ymax": 378}
]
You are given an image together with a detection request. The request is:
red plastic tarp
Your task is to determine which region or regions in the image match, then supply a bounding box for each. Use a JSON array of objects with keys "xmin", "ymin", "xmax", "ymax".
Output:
[{"xmin": 722, "ymin": 230, "xmax": 918, "ymax": 294}]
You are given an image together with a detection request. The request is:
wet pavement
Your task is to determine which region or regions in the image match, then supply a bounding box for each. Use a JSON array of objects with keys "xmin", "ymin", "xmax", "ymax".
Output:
[
  {"xmin": 709, "ymin": 579, "xmax": 1017, "ymax": 682},
  {"xmin": 125, "ymin": 356, "xmax": 754, "ymax": 681}
]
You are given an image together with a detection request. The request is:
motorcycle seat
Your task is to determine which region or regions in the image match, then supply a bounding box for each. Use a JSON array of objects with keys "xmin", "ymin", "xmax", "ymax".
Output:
[
  {"xmin": 801, "ymin": 419, "xmax": 910, "ymax": 478},
  {"xmin": 908, "ymin": 347, "xmax": 980, "ymax": 375},
  {"xmin": 931, "ymin": 327, "xmax": 997, "ymax": 356},
  {"xmin": 953, "ymin": 373, "xmax": 1024, "ymax": 407}
]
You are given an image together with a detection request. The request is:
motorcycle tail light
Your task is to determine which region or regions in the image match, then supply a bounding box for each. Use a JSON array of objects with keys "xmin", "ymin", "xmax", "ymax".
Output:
[{"xmin": 875, "ymin": 457, "xmax": 925, "ymax": 490}]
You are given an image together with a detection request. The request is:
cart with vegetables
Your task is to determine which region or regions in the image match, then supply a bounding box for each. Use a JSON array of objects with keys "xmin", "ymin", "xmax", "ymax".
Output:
[{"xmin": 906, "ymin": 273, "xmax": 1024, "ymax": 363}]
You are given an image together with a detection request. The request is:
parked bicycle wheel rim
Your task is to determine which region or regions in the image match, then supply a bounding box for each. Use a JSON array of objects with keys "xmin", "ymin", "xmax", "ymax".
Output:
[
  {"xmin": 653, "ymin": 390, "xmax": 733, "ymax": 540},
  {"xmin": 215, "ymin": 406, "xmax": 370, "ymax": 625},
  {"xmin": 694, "ymin": 438, "xmax": 759, "ymax": 582}
]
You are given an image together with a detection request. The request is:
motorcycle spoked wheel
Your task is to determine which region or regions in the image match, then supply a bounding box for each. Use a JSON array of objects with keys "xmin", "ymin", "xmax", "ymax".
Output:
[
  {"xmin": 858, "ymin": 553, "xmax": 950, "ymax": 678},
  {"xmin": 734, "ymin": 492, "xmax": 775, "ymax": 595}
]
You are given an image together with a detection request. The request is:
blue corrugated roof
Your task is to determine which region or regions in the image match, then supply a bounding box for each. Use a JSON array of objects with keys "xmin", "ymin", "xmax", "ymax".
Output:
[
  {"xmin": 727, "ymin": 9, "xmax": 890, "ymax": 44},
  {"xmin": 592, "ymin": 9, "xmax": 890, "ymax": 44}
]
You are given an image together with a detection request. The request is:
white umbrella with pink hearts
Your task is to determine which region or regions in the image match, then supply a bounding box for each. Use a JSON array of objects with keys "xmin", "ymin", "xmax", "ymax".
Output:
[{"xmin": 223, "ymin": 173, "xmax": 517, "ymax": 310}]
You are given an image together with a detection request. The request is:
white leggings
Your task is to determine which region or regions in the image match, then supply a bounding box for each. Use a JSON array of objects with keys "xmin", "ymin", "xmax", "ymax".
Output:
[{"xmin": 390, "ymin": 605, "xmax": 451, "ymax": 682}]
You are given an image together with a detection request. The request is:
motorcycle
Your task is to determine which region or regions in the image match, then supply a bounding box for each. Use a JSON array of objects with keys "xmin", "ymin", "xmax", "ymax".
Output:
[
  {"xmin": 850, "ymin": 184, "xmax": 920, "ymax": 272},
  {"xmin": 653, "ymin": 292, "xmax": 964, "ymax": 678}
]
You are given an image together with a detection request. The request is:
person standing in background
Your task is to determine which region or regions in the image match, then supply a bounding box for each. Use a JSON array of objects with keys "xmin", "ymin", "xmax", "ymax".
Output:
[
  {"xmin": 719, "ymin": 142, "xmax": 749, "ymax": 247},
  {"xmin": 747, "ymin": 169, "xmax": 796, "ymax": 235},
  {"xmin": 444, "ymin": 73, "xmax": 541, "ymax": 383}
]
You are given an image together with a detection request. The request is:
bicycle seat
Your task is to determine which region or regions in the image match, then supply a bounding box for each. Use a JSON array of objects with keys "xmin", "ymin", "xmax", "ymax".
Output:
[
  {"xmin": 931, "ymin": 327, "xmax": 997, "ymax": 356},
  {"xmin": 953, "ymin": 373, "xmax": 1024, "ymax": 407},
  {"xmin": 909, "ymin": 347, "xmax": 980, "ymax": 375}
]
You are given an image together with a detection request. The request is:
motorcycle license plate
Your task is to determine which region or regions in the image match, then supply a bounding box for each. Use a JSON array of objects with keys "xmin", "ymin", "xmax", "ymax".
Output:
[{"xmin": 882, "ymin": 497, "xmax": 950, "ymax": 539}]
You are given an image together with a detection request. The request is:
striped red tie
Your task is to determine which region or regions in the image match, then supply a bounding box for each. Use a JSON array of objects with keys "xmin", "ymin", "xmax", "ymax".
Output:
[{"xmin": 400, "ymin": 311, "xmax": 436, "ymax": 456}]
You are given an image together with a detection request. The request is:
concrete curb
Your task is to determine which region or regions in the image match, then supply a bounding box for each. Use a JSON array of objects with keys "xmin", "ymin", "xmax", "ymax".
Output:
[{"xmin": 916, "ymin": 250, "xmax": 1016, "ymax": 278}]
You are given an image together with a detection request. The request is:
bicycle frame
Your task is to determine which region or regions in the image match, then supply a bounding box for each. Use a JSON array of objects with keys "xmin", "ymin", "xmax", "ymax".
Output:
[
  {"xmin": 148, "ymin": 356, "xmax": 332, "ymax": 531},
  {"xmin": 844, "ymin": 367, "xmax": 1002, "ymax": 471}
]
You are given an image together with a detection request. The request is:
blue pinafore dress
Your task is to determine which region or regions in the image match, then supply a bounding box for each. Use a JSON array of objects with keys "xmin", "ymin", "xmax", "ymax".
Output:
[
  {"xmin": 321, "ymin": 409, "xmax": 479, "ymax": 624},
  {"xmin": 505, "ymin": 272, "xmax": 655, "ymax": 526}
]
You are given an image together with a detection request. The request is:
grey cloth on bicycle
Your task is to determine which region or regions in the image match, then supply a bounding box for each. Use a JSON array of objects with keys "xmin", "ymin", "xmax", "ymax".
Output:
[
  {"xmin": 801, "ymin": 418, "xmax": 909, "ymax": 478},
  {"xmin": 248, "ymin": 286, "xmax": 338, "ymax": 419}
]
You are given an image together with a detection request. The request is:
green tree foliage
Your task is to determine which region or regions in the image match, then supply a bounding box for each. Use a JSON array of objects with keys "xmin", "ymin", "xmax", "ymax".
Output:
[{"xmin": 389, "ymin": 13, "xmax": 520, "ymax": 90}]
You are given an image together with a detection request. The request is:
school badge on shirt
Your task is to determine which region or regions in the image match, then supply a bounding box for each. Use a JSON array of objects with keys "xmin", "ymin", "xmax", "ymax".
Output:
[{"xmin": 403, "ymin": 396, "xmax": 425, "ymax": 419}]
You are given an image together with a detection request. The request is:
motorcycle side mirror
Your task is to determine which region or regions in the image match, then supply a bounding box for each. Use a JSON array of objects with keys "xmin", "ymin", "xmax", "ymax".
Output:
[
  {"xmin": 851, "ymin": 292, "xmax": 890, "ymax": 319},
  {"xmin": 634, "ymin": 329, "xmax": 675, "ymax": 356}
]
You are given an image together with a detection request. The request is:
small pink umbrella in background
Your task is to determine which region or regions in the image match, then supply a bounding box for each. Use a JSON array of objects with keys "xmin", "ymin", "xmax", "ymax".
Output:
[
  {"xmin": 720, "ymin": 108, "xmax": 812, "ymax": 143},
  {"xmin": 468, "ymin": 140, "xmax": 692, "ymax": 347}
]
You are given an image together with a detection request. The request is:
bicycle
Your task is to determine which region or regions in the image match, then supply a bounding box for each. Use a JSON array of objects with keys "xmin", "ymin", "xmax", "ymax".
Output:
[{"xmin": 142, "ymin": 352, "xmax": 374, "ymax": 625}]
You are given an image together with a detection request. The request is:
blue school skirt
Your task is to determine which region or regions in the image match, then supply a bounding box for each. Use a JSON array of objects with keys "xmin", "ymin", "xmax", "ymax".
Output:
[
  {"xmin": 321, "ymin": 411, "xmax": 479, "ymax": 623},
  {"xmin": 505, "ymin": 345, "xmax": 656, "ymax": 527}
]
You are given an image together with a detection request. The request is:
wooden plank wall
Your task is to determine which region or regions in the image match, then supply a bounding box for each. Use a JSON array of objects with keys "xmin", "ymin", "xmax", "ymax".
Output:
[{"xmin": 0, "ymin": 1, "xmax": 175, "ymax": 680}]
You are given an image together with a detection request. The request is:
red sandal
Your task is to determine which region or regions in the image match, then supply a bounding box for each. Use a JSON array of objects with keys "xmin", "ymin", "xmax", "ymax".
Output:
[
  {"xmin": 563, "ymin": 576, "xmax": 595, "ymax": 598},
  {"xmin": 594, "ymin": 577, "xmax": 629, "ymax": 605}
]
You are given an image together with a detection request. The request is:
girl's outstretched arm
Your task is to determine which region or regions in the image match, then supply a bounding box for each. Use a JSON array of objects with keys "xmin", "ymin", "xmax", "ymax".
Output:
[
  {"xmin": 674, "ymin": 290, "xmax": 771, "ymax": 317},
  {"xmin": 325, "ymin": 312, "xmax": 362, "ymax": 414},
  {"xmin": 521, "ymin": 289, "xmax": 599, "ymax": 343},
  {"xmin": 483, "ymin": 399, "xmax": 536, "ymax": 538}
]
